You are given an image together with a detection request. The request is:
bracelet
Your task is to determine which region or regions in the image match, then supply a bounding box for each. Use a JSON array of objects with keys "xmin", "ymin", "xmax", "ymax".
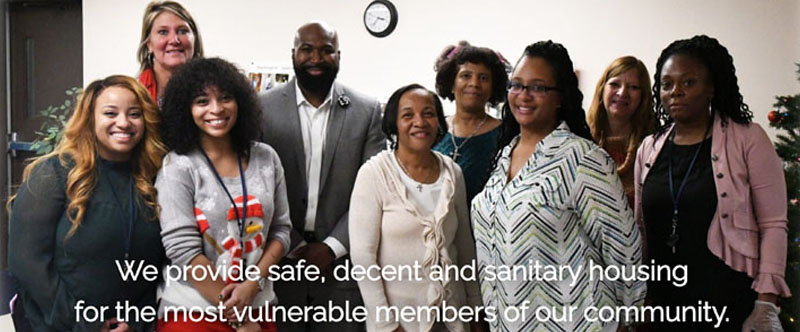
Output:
[{"xmin": 228, "ymin": 320, "xmax": 244, "ymax": 329}]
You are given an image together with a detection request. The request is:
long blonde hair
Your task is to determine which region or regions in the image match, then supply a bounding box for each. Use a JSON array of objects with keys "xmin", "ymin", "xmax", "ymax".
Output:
[
  {"xmin": 587, "ymin": 56, "xmax": 654, "ymax": 170},
  {"xmin": 12, "ymin": 75, "xmax": 167, "ymax": 237},
  {"xmin": 136, "ymin": 0, "xmax": 204, "ymax": 73}
]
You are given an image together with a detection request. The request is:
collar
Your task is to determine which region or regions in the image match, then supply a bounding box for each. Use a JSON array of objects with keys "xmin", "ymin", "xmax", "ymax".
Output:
[
  {"xmin": 295, "ymin": 80, "xmax": 334, "ymax": 109},
  {"xmin": 506, "ymin": 121, "xmax": 572, "ymax": 157}
]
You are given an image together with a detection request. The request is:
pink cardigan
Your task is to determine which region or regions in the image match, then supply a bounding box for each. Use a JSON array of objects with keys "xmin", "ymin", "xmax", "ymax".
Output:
[{"xmin": 634, "ymin": 113, "xmax": 791, "ymax": 297}]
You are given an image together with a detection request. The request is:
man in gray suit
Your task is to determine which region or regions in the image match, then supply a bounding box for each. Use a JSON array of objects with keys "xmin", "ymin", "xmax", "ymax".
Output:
[{"xmin": 259, "ymin": 21, "xmax": 383, "ymax": 332}]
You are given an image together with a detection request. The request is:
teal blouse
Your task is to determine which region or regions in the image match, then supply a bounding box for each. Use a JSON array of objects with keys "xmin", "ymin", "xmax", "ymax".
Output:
[{"xmin": 433, "ymin": 126, "xmax": 500, "ymax": 203}]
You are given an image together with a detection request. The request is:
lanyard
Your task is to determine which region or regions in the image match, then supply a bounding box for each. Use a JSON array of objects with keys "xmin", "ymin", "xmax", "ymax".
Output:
[
  {"xmin": 666, "ymin": 122, "xmax": 711, "ymax": 253},
  {"xmin": 200, "ymin": 149, "xmax": 247, "ymax": 240},
  {"xmin": 104, "ymin": 169, "xmax": 135, "ymax": 259}
]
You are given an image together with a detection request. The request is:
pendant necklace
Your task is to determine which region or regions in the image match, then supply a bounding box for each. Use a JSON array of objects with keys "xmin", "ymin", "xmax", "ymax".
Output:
[
  {"xmin": 104, "ymin": 168, "xmax": 135, "ymax": 259},
  {"xmin": 396, "ymin": 152, "xmax": 437, "ymax": 192},
  {"xmin": 666, "ymin": 121, "xmax": 711, "ymax": 254},
  {"xmin": 449, "ymin": 112, "xmax": 487, "ymax": 162}
]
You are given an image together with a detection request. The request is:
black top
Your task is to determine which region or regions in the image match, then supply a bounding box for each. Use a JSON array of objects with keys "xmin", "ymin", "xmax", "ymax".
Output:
[
  {"xmin": 642, "ymin": 137, "xmax": 754, "ymax": 330},
  {"xmin": 8, "ymin": 156, "xmax": 165, "ymax": 332}
]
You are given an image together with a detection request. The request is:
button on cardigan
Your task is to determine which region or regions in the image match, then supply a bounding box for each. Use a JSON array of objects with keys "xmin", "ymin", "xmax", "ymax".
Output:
[{"xmin": 634, "ymin": 113, "xmax": 791, "ymax": 297}]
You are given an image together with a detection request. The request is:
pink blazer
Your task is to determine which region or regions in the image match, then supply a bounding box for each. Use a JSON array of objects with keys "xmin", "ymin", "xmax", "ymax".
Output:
[{"xmin": 634, "ymin": 113, "xmax": 791, "ymax": 297}]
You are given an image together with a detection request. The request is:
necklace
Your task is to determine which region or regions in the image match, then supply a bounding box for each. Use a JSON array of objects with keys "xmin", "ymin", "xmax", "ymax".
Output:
[
  {"xmin": 103, "ymin": 167, "xmax": 135, "ymax": 259},
  {"xmin": 395, "ymin": 151, "xmax": 438, "ymax": 192},
  {"xmin": 449, "ymin": 112, "xmax": 488, "ymax": 162}
]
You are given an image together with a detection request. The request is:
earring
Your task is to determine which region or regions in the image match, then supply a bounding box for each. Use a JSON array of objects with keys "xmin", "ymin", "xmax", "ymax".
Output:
[{"xmin": 148, "ymin": 51, "xmax": 154, "ymax": 64}]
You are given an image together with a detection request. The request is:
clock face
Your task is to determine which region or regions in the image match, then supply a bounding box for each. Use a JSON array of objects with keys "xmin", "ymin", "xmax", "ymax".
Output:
[
  {"xmin": 364, "ymin": 0, "xmax": 397, "ymax": 37},
  {"xmin": 365, "ymin": 3, "xmax": 391, "ymax": 33}
]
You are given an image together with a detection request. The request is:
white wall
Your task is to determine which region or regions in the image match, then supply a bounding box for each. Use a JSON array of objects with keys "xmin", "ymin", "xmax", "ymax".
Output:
[{"xmin": 84, "ymin": 0, "xmax": 800, "ymax": 138}]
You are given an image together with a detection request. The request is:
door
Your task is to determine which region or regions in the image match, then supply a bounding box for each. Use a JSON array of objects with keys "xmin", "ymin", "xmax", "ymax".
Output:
[{"xmin": 1, "ymin": 0, "xmax": 82, "ymax": 315}]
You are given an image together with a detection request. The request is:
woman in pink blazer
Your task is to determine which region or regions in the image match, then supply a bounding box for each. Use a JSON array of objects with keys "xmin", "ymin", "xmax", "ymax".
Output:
[{"xmin": 634, "ymin": 35, "xmax": 790, "ymax": 331}]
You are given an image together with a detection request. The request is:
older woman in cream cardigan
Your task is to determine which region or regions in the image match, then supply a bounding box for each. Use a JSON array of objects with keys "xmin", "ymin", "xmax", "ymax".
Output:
[{"xmin": 350, "ymin": 84, "xmax": 482, "ymax": 332}]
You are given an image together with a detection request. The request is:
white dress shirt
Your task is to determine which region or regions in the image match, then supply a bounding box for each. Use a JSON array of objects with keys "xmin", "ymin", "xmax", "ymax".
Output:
[{"xmin": 293, "ymin": 81, "xmax": 347, "ymax": 259}]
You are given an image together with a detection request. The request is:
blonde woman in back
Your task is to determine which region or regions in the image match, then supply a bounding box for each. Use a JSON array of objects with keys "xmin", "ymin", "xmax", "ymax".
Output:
[{"xmin": 587, "ymin": 56, "xmax": 653, "ymax": 207}]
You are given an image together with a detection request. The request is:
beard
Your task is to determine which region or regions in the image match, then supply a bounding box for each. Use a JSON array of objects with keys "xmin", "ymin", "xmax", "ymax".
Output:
[{"xmin": 293, "ymin": 60, "xmax": 339, "ymax": 96}]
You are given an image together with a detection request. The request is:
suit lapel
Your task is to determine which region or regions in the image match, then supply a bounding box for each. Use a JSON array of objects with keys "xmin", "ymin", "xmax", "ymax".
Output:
[
  {"xmin": 283, "ymin": 79, "xmax": 307, "ymax": 190},
  {"xmin": 320, "ymin": 83, "xmax": 345, "ymax": 188}
]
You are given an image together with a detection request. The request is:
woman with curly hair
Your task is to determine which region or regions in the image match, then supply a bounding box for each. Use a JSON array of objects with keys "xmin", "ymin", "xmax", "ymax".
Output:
[
  {"xmin": 472, "ymin": 41, "xmax": 644, "ymax": 332},
  {"xmin": 137, "ymin": 0, "xmax": 204, "ymax": 104},
  {"xmin": 156, "ymin": 57, "xmax": 291, "ymax": 332},
  {"xmin": 433, "ymin": 41, "xmax": 509, "ymax": 202},
  {"xmin": 587, "ymin": 56, "xmax": 653, "ymax": 207},
  {"xmin": 8, "ymin": 75, "xmax": 167, "ymax": 332},
  {"xmin": 634, "ymin": 35, "xmax": 790, "ymax": 331}
]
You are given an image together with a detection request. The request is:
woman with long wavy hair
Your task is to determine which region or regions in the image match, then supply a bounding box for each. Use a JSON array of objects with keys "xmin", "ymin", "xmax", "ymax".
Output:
[
  {"xmin": 8, "ymin": 75, "xmax": 167, "ymax": 332},
  {"xmin": 587, "ymin": 56, "xmax": 653, "ymax": 207}
]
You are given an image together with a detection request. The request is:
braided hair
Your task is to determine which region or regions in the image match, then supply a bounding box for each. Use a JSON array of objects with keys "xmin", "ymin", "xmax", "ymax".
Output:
[{"xmin": 652, "ymin": 35, "xmax": 752, "ymax": 137}]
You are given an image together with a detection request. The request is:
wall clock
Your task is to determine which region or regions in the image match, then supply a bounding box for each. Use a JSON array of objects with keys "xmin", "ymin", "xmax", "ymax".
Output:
[{"xmin": 364, "ymin": 0, "xmax": 398, "ymax": 38}]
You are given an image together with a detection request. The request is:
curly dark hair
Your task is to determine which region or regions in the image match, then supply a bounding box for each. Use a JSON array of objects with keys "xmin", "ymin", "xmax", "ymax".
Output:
[
  {"xmin": 652, "ymin": 35, "xmax": 752, "ymax": 137},
  {"xmin": 434, "ymin": 41, "xmax": 510, "ymax": 106},
  {"xmin": 382, "ymin": 83, "xmax": 448, "ymax": 150},
  {"xmin": 160, "ymin": 57, "xmax": 261, "ymax": 156},
  {"xmin": 494, "ymin": 41, "xmax": 591, "ymax": 163}
]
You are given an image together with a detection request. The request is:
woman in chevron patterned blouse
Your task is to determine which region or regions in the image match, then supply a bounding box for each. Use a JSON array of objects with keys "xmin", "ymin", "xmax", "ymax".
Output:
[{"xmin": 471, "ymin": 41, "xmax": 645, "ymax": 332}]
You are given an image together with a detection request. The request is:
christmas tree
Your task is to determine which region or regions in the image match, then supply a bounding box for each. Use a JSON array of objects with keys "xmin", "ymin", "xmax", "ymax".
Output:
[{"xmin": 768, "ymin": 64, "xmax": 800, "ymax": 330}]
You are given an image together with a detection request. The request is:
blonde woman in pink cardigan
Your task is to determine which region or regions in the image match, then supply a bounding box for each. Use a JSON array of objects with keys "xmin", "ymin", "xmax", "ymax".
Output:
[
  {"xmin": 634, "ymin": 35, "xmax": 790, "ymax": 331},
  {"xmin": 350, "ymin": 84, "xmax": 482, "ymax": 332}
]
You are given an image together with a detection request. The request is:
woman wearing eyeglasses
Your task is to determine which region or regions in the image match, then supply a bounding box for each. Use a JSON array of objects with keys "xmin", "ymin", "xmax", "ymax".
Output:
[{"xmin": 471, "ymin": 41, "xmax": 644, "ymax": 332}]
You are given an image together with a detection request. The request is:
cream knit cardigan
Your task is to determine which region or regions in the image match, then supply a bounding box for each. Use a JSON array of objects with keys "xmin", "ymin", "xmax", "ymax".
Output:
[{"xmin": 349, "ymin": 150, "xmax": 482, "ymax": 332}]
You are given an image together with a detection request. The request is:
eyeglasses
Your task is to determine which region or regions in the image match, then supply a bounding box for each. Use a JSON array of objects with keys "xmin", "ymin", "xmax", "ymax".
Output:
[{"xmin": 507, "ymin": 81, "xmax": 559, "ymax": 97}]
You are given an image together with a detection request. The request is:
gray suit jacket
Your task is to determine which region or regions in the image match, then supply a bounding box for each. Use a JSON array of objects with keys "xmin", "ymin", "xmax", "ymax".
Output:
[{"xmin": 259, "ymin": 78, "xmax": 384, "ymax": 253}]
